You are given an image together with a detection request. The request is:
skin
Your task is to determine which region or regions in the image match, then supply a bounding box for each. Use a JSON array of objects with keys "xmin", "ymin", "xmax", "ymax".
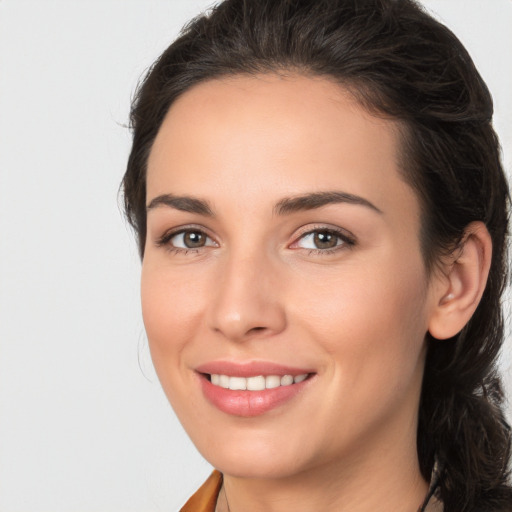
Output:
[{"xmin": 141, "ymin": 74, "xmax": 482, "ymax": 512}]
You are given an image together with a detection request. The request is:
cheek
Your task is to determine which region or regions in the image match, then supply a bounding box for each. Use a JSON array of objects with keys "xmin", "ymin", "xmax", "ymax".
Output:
[
  {"xmin": 294, "ymin": 253, "xmax": 429, "ymax": 394},
  {"xmin": 140, "ymin": 262, "xmax": 213, "ymax": 425},
  {"xmin": 140, "ymin": 262, "xmax": 205, "ymax": 366}
]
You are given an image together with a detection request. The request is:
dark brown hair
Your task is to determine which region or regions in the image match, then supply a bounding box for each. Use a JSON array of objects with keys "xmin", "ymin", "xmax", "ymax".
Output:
[{"xmin": 122, "ymin": 0, "xmax": 512, "ymax": 509}]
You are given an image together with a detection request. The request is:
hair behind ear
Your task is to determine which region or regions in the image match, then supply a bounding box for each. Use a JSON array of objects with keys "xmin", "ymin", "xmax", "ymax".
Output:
[{"xmin": 419, "ymin": 223, "xmax": 511, "ymax": 511}]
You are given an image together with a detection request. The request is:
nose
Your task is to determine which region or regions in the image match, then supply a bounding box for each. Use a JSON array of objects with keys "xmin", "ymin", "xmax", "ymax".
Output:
[{"xmin": 207, "ymin": 251, "xmax": 287, "ymax": 342}]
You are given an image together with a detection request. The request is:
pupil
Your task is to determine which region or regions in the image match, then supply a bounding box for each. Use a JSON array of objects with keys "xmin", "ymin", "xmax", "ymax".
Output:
[
  {"xmin": 314, "ymin": 231, "xmax": 336, "ymax": 249},
  {"xmin": 184, "ymin": 231, "xmax": 205, "ymax": 248}
]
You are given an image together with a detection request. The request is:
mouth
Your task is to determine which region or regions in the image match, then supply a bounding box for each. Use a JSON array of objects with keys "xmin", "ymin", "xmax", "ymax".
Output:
[{"xmin": 195, "ymin": 362, "xmax": 315, "ymax": 417}]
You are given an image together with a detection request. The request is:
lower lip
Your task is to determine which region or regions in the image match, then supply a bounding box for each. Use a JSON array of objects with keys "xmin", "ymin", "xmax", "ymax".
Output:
[{"xmin": 199, "ymin": 375, "xmax": 311, "ymax": 417}]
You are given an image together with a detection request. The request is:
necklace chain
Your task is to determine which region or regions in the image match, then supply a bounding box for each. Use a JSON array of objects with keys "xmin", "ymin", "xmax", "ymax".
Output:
[{"xmin": 223, "ymin": 485, "xmax": 231, "ymax": 512}]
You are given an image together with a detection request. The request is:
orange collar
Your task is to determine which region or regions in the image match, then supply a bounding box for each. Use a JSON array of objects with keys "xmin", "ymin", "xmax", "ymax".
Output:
[{"xmin": 180, "ymin": 470, "xmax": 223, "ymax": 512}]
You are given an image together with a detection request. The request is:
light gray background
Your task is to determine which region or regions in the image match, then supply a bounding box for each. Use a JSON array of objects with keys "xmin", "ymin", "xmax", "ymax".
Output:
[{"xmin": 0, "ymin": 1, "xmax": 510, "ymax": 511}]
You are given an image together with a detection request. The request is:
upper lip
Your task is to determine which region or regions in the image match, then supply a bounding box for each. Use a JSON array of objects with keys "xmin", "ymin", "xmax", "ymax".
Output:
[{"xmin": 195, "ymin": 361, "xmax": 315, "ymax": 377}]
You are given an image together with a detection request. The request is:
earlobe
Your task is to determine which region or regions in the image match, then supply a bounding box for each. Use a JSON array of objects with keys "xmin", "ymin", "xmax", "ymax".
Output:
[{"xmin": 428, "ymin": 222, "xmax": 492, "ymax": 340}]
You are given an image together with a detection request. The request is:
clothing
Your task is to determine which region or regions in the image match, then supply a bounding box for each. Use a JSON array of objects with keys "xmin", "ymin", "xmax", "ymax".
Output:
[
  {"xmin": 179, "ymin": 470, "xmax": 443, "ymax": 512},
  {"xmin": 180, "ymin": 471, "xmax": 223, "ymax": 512}
]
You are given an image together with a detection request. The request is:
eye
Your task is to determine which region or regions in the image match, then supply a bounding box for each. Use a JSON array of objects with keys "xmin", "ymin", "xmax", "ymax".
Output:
[
  {"xmin": 298, "ymin": 230, "xmax": 340, "ymax": 250},
  {"xmin": 293, "ymin": 227, "xmax": 355, "ymax": 252},
  {"xmin": 172, "ymin": 230, "xmax": 212, "ymax": 249},
  {"xmin": 157, "ymin": 228, "xmax": 217, "ymax": 251}
]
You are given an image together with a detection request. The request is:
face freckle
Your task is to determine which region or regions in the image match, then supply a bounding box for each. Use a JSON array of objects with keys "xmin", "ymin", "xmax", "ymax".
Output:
[{"xmin": 141, "ymin": 74, "xmax": 437, "ymax": 481}]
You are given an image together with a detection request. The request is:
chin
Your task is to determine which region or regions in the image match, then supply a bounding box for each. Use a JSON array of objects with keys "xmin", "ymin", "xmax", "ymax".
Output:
[
  {"xmin": 211, "ymin": 454, "xmax": 307, "ymax": 480},
  {"xmin": 192, "ymin": 428, "xmax": 319, "ymax": 480}
]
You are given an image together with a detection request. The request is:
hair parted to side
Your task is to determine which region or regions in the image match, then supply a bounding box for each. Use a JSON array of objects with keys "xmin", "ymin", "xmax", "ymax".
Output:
[{"xmin": 122, "ymin": 0, "xmax": 512, "ymax": 510}]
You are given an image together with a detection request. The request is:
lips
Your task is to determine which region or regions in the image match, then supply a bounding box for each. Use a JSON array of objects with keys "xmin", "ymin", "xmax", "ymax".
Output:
[{"xmin": 196, "ymin": 361, "xmax": 314, "ymax": 417}]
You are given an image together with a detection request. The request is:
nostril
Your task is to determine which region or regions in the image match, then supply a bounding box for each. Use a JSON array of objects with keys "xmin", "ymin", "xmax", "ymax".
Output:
[{"xmin": 248, "ymin": 326, "xmax": 266, "ymax": 333}]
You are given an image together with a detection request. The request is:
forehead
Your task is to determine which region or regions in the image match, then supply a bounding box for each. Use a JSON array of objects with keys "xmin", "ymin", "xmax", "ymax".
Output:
[{"xmin": 147, "ymin": 74, "xmax": 418, "ymax": 226}]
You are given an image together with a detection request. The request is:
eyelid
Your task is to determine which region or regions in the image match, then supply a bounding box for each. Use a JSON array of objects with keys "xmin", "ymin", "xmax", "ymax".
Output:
[
  {"xmin": 156, "ymin": 224, "xmax": 219, "ymax": 249},
  {"xmin": 289, "ymin": 224, "xmax": 356, "ymax": 251}
]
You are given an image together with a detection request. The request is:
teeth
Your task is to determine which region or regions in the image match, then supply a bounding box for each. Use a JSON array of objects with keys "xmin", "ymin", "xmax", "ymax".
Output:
[
  {"xmin": 281, "ymin": 375, "xmax": 293, "ymax": 386},
  {"xmin": 229, "ymin": 376, "xmax": 247, "ymax": 390},
  {"xmin": 247, "ymin": 376, "xmax": 266, "ymax": 391},
  {"xmin": 294, "ymin": 374, "xmax": 307, "ymax": 383},
  {"xmin": 209, "ymin": 373, "xmax": 309, "ymax": 390},
  {"xmin": 220, "ymin": 375, "xmax": 230, "ymax": 388},
  {"xmin": 266, "ymin": 375, "xmax": 281, "ymax": 389}
]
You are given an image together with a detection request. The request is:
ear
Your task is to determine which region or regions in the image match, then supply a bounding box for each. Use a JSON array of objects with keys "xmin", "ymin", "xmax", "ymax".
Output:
[{"xmin": 428, "ymin": 221, "xmax": 492, "ymax": 340}]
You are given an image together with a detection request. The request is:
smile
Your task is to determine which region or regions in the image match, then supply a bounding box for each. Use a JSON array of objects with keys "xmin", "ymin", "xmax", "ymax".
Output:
[
  {"xmin": 208, "ymin": 373, "xmax": 309, "ymax": 390},
  {"xmin": 196, "ymin": 363, "xmax": 315, "ymax": 417}
]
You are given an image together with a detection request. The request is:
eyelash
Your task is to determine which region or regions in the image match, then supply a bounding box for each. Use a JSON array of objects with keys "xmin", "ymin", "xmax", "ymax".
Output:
[
  {"xmin": 156, "ymin": 225, "xmax": 217, "ymax": 255},
  {"xmin": 292, "ymin": 225, "xmax": 356, "ymax": 256},
  {"xmin": 156, "ymin": 225, "xmax": 356, "ymax": 256}
]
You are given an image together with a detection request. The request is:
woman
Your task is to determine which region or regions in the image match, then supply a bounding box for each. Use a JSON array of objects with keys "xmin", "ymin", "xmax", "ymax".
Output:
[{"xmin": 122, "ymin": 0, "xmax": 512, "ymax": 510}]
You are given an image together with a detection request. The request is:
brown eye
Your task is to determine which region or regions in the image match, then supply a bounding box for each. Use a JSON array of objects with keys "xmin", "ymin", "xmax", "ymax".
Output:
[
  {"xmin": 183, "ymin": 231, "xmax": 206, "ymax": 248},
  {"xmin": 168, "ymin": 229, "xmax": 216, "ymax": 250},
  {"xmin": 294, "ymin": 228, "xmax": 354, "ymax": 252},
  {"xmin": 313, "ymin": 231, "xmax": 338, "ymax": 249}
]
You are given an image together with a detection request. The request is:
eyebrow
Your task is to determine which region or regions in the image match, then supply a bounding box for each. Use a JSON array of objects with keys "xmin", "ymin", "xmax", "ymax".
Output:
[
  {"xmin": 146, "ymin": 194, "xmax": 214, "ymax": 216},
  {"xmin": 146, "ymin": 190, "xmax": 382, "ymax": 217},
  {"xmin": 274, "ymin": 191, "xmax": 383, "ymax": 215}
]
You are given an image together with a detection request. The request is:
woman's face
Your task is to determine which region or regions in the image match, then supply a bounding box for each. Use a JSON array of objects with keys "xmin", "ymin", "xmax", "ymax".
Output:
[{"xmin": 142, "ymin": 75, "xmax": 441, "ymax": 479}]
